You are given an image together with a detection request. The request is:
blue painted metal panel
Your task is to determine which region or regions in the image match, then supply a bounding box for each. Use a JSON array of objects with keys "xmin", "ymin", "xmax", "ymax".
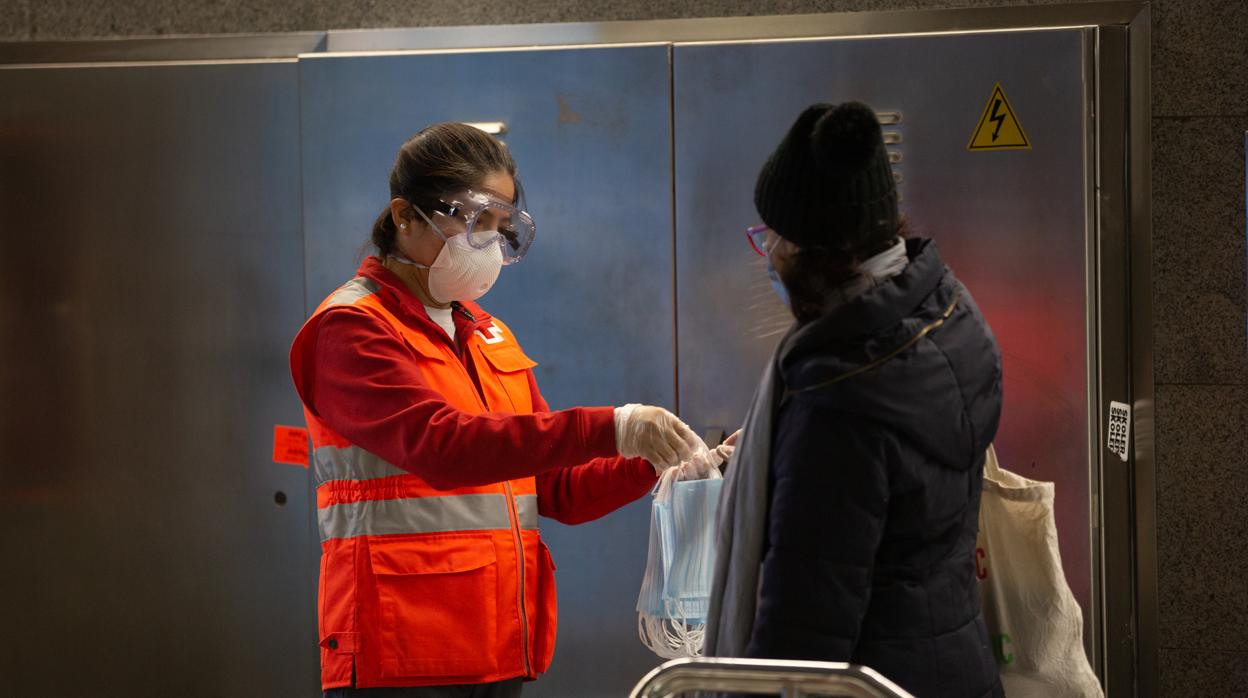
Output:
[{"xmin": 299, "ymin": 45, "xmax": 674, "ymax": 697}]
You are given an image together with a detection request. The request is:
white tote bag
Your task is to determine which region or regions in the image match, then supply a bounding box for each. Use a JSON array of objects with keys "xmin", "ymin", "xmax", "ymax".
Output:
[{"xmin": 976, "ymin": 445, "xmax": 1103, "ymax": 697}]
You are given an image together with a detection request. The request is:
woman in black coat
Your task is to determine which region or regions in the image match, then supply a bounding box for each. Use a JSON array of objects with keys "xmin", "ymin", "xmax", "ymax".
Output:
[{"xmin": 705, "ymin": 102, "xmax": 1005, "ymax": 698}]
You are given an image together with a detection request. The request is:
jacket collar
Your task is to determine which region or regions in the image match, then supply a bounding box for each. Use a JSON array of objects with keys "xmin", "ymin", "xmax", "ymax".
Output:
[
  {"xmin": 782, "ymin": 238, "xmax": 945, "ymax": 348},
  {"xmin": 356, "ymin": 256, "xmax": 494, "ymax": 333}
]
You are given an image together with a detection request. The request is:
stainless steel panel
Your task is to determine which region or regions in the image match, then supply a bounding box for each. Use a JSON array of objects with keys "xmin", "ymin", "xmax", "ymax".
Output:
[
  {"xmin": 299, "ymin": 44, "xmax": 674, "ymax": 697},
  {"xmin": 0, "ymin": 32, "xmax": 326, "ymax": 64},
  {"xmin": 673, "ymin": 28, "xmax": 1097, "ymax": 661},
  {"xmin": 324, "ymin": 2, "xmax": 1145, "ymax": 53},
  {"xmin": 0, "ymin": 61, "xmax": 317, "ymax": 695}
]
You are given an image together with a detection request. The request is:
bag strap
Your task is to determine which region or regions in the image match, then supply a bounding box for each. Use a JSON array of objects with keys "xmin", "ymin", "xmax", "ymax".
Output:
[{"xmin": 983, "ymin": 444, "xmax": 1004, "ymax": 481}]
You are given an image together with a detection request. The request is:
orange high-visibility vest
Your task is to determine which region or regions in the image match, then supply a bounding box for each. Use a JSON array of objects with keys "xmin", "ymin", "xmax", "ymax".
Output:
[{"xmin": 292, "ymin": 277, "xmax": 557, "ymax": 690}]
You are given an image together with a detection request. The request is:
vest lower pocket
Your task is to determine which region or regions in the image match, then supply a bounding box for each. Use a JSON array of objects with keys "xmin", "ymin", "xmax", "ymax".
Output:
[{"xmin": 369, "ymin": 534, "xmax": 501, "ymax": 678}]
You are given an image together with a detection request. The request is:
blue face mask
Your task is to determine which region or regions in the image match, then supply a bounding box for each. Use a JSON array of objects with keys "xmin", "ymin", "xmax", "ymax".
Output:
[
  {"xmin": 766, "ymin": 252, "xmax": 792, "ymax": 309},
  {"xmin": 638, "ymin": 476, "xmax": 724, "ymax": 625}
]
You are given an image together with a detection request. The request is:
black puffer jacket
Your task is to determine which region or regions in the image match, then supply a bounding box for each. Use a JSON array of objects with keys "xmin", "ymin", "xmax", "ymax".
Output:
[{"xmin": 746, "ymin": 238, "xmax": 1004, "ymax": 698}]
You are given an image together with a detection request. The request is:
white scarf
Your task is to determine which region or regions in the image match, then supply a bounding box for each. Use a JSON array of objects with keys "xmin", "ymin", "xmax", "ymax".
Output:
[{"xmin": 825, "ymin": 238, "xmax": 910, "ymax": 309}]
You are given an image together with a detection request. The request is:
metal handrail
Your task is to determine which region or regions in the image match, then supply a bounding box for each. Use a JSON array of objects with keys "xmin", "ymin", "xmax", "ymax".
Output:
[{"xmin": 629, "ymin": 657, "xmax": 916, "ymax": 698}]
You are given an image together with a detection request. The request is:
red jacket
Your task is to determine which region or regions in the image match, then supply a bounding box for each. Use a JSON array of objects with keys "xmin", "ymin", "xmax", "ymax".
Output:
[{"xmin": 290, "ymin": 257, "xmax": 656, "ymax": 689}]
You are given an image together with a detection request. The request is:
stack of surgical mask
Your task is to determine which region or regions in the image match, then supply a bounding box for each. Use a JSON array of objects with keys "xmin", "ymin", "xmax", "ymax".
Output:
[{"xmin": 636, "ymin": 460, "xmax": 724, "ymax": 658}]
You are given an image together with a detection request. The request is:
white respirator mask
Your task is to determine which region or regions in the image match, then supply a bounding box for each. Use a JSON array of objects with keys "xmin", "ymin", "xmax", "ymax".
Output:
[
  {"xmin": 391, "ymin": 204, "xmax": 508, "ymax": 304},
  {"xmin": 424, "ymin": 233, "xmax": 504, "ymax": 303}
]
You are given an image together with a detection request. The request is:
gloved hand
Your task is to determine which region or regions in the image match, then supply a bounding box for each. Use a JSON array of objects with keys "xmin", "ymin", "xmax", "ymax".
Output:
[
  {"xmin": 681, "ymin": 430, "xmax": 741, "ymax": 479},
  {"xmin": 614, "ymin": 404, "xmax": 703, "ymax": 473}
]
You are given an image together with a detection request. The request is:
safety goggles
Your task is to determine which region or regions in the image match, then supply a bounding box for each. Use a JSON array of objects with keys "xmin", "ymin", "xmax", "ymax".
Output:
[
  {"xmin": 414, "ymin": 187, "xmax": 536, "ymax": 265},
  {"xmin": 745, "ymin": 224, "xmax": 772, "ymax": 257}
]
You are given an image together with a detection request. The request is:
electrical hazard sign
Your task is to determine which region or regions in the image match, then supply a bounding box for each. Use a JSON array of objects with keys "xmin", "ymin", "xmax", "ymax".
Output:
[{"xmin": 968, "ymin": 83, "xmax": 1031, "ymax": 151}]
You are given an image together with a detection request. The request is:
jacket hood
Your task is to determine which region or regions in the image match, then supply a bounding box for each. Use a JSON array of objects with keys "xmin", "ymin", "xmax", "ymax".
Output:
[{"xmin": 777, "ymin": 238, "xmax": 1002, "ymax": 471}]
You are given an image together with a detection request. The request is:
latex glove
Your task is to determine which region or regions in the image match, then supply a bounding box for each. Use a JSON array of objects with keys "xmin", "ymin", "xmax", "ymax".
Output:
[
  {"xmin": 615, "ymin": 404, "xmax": 703, "ymax": 473},
  {"xmin": 681, "ymin": 435, "xmax": 738, "ymax": 479}
]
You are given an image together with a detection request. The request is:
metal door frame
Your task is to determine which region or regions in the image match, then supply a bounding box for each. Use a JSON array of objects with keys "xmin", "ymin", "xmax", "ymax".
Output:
[{"xmin": 0, "ymin": 3, "xmax": 1154, "ymax": 695}]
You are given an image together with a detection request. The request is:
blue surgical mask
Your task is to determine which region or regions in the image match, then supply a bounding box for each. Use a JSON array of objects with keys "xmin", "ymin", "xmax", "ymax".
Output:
[
  {"xmin": 637, "ymin": 475, "xmax": 723, "ymax": 625},
  {"xmin": 766, "ymin": 252, "xmax": 791, "ymax": 309}
]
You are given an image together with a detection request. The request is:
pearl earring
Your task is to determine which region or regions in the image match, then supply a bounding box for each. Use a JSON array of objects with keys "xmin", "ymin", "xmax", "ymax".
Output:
[{"xmin": 400, "ymin": 223, "xmax": 407, "ymax": 229}]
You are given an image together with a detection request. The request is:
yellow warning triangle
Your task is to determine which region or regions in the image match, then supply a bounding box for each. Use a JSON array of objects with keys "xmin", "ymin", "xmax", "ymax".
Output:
[{"xmin": 968, "ymin": 82, "xmax": 1031, "ymax": 151}]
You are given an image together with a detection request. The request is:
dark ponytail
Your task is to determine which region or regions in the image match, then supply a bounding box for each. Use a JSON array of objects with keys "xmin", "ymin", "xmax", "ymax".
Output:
[
  {"xmin": 370, "ymin": 123, "xmax": 518, "ymax": 258},
  {"xmin": 371, "ymin": 209, "xmax": 400, "ymax": 257}
]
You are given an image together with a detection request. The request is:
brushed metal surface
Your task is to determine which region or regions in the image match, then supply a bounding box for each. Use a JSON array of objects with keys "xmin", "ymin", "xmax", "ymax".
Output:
[
  {"xmin": 322, "ymin": 2, "xmax": 1145, "ymax": 53},
  {"xmin": 673, "ymin": 27, "xmax": 1096, "ymax": 662},
  {"xmin": 298, "ymin": 44, "xmax": 675, "ymax": 697},
  {"xmin": 0, "ymin": 32, "xmax": 325, "ymax": 64},
  {"xmin": 0, "ymin": 61, "xmax": 317, "ymax": 695},
  {"xmin": 0, "ymin": 4, "xmax": 1153, "ymax": 694}
]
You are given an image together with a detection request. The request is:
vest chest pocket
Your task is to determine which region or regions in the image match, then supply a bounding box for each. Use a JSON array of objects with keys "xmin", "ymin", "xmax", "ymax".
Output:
[
  {"xmin": 369, "ymin": 534, "xmax": 501, "ymax": 678},
  {"xmin": 475, "ymin": 344, "xmax": 538, "ymax": 414},
  {"xmin": 397, "ymin": 327, "xmax": 485, "ymax": 412},
  {"xmin": 396, "ymin": 323, "xmax": 457, "ymax": 365}
]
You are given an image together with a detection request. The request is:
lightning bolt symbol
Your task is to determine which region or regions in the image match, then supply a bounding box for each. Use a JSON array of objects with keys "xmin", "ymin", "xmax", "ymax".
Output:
[{"xmin": 989, "ymin": 98, "xmax": 1006, "ymax": 142}]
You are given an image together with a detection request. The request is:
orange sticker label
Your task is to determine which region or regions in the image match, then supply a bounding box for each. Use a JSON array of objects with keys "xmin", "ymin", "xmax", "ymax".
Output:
[{"xmin": 273, "ymin": 425, "xmax": 310, "ymax": 467}]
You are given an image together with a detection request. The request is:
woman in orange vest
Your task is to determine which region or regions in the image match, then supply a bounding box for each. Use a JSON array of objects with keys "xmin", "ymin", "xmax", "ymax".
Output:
[{"xmin": 290, "ymin": 122, "xmax": 704, "ymax": 697}]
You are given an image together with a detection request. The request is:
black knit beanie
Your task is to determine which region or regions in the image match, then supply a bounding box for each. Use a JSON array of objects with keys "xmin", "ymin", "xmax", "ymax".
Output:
[{"xmin": 754, "ymin": 101, "xmax": 898, "ymax": 252}]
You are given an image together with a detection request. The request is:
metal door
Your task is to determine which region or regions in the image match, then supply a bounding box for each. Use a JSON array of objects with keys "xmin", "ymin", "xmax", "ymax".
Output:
[
  {"xmin": 0, "ymin": 61, "xmax": 317, "ymax": 695},
  {"xmin": 299, "ymin": 44, "xmax": 675, "ymax": 697},
  {"xmin": 673, "ymin": 29, "xmax": 1097, "ymax": 663}
]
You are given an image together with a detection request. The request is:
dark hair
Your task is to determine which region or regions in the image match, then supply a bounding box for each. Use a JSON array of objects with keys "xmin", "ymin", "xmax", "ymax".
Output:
[
  {"xmin": 778, "ymin": 218, "xmax": 909, "ymax": 323},
  {"xmin": 371, "ymin": 123, "xmax": 518, "ymax": 257}
]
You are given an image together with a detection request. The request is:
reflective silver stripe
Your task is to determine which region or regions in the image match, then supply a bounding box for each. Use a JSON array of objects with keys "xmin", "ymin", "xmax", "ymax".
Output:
[
  {"xmin": 324, "ymin": 277, "xmax": 380, "ymax": 308},
  {"xmin": 515, "ymin": 494, "xmax": 539, "ymax": 530},
  {"xmin": 319, "ymin": 493, "xmax": 511, "ymax": 541},
  {"xmin": 313, "ymin": 444, "xmax": 405, "ymax": 486}
]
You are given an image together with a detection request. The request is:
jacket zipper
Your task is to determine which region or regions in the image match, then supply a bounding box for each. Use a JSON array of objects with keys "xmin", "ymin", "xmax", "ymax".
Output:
[
  {"xmin": 451, "ymin": 302, "xmax": 532, "ymax": 676},
  {"xmin": 450, "ymin": 303, "xmax": 481, "ymax": 366},
  {"xmin": 451, "ymin": 301, "xmax": 475, "ymax": 324}
]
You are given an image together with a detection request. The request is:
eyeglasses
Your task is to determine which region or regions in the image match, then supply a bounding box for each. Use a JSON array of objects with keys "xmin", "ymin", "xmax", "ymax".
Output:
[{"xmin": 745, "ymin": 224, "xmax": 772, "ymax": 257}]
